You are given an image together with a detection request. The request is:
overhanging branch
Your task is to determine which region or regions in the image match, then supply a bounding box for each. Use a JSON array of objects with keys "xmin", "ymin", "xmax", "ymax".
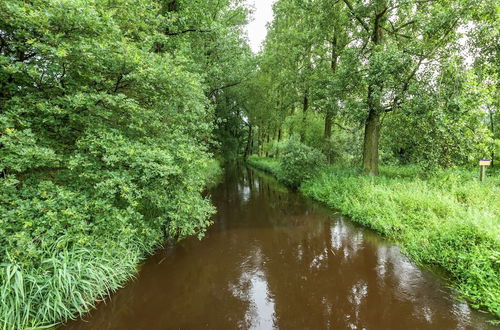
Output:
[{"xmin": 208, "ymin": 81, "xmax": 242, "ymax": 97}]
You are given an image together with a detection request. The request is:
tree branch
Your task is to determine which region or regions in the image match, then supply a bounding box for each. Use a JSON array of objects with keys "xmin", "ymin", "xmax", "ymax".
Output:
[
  {"xmin": 386, "ymin": 13, "xmax": 463, "ymax": 112},
  {"xmin": 394, "ymin": 20, "xmax": 416, "ymax": 32},
  {"xmin": 334, "ymin": 121, "xmax": 363, "ymax": 133},
  {"xmin": 208, "ymin": 81, "xmax": 242, "ymax": 97},
  {"xmin": 166, "ymin": 29, "xmax": 212, "ymax": 36},
  {"xmin": 341, "ymin": 0, "xmax": 370, "ymax": 33}
]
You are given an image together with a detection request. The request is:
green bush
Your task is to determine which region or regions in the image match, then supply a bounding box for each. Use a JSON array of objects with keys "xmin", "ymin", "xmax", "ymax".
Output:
[
  {"xmin": 0, "ymin": 1, "xmax": 217, "ymax": 328},
  {"xmin": 279, "ymin": 139, "xmax": 326, "ymax": 189}
]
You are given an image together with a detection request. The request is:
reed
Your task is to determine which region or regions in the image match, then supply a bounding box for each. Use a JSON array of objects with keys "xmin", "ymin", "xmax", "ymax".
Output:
[{"xmin": 0, "ymin": 242, "xmax": 157, "ymax": 330}]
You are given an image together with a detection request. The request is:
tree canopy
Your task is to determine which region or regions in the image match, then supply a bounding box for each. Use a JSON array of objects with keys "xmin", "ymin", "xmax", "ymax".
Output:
[
  {"xmin": 0, "ymin": 0, "xmax": 251, "ymax": 328},
  {"xmin": 237, "ymin": 0, "xmax": 498, "ymax": 175}
]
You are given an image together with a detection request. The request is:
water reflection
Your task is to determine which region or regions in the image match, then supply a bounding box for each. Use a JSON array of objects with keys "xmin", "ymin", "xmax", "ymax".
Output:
[
  {"xmin": 228, "ymin": 246, "xmax": 276, "ymax": 329},
  {"xmin": 62, "ymin": 164, "xmax": 496, "ymax": 330}
]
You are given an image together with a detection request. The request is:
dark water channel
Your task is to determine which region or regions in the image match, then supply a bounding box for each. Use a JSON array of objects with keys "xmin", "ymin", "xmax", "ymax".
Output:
[{"xmin": 63, "ymin": 165, "xmax": 495, "ymax": 329}]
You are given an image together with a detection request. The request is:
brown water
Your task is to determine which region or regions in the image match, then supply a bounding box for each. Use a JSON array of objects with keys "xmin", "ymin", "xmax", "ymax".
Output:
[{"xmin": 63, "ymin": 165, "xmax": 496, "ymax": 330}]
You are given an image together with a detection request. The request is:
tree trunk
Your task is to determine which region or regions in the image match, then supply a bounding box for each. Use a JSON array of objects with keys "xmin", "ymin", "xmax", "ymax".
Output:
[
  {"xmin": 324, "ymin": 109, "xmax": 333, "ymax": 140},
  {"xmin": 325, "ymin": 35, "xmax": 338, "ymax": 141},
  {"xmin": 265, "ymin": 132, "xmax": 270, "ymax": 157},
  {"xmin": 244, "ymin": 124, "xmax": 252, "ymax": 158},
  {"xmin": 258, "ymin": 130, "xmax": 263, "ymax": 156},
  {"xmin": 300, "ymin": 90, "xmax": 309, "ymax": 142},
  {"xmin": 362, "ymin": 4, "xmax": 387, "ymax": 175},
  {"xmin": 362, "ymin": 110, "xmax": 381, "ymax": 176},
  {"xmin": 167, "ymin": 0, "xmax": 177, "ymax": 12},
  {"xmin": 489, "ymin": 108, "xmax": 495, "ymax": 165}
]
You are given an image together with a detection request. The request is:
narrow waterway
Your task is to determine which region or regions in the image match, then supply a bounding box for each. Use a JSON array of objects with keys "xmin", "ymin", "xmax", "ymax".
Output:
[{"xmin": 63, "ymin": 165, "xmax": 495, "ymax": 329}]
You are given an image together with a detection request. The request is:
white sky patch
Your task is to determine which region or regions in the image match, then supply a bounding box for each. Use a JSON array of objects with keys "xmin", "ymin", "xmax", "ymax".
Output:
[{"xmin": 245, "ymin": 0, "xmax": 275, "ymax": 53}]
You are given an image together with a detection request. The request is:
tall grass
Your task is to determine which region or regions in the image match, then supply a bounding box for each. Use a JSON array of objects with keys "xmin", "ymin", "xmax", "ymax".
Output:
[
  {"xmin": 246, "ymin": 156, "xmax": 281, "ymax": 175},
  {"xmin": 248, "ymin": 156, "xmax": 500, "ymax": 317},
  {"xmin": 0, "ymin": 241, "xmax": 157, "ymax": 330}
]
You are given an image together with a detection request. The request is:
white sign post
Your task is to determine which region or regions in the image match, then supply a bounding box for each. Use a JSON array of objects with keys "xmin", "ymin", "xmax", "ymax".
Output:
[{"xmin": 479, "ymin": 159, "xmax": 491, "ymax": 182}]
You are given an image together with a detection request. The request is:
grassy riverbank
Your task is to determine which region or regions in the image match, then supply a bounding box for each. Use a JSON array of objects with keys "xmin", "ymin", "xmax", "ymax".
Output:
[
  {"xmin": 247, "ymin": 156, "xmax": 500, "ymax": 317},
  {"xmin": 0, "ymin": 160, "xmax": 220, "ymax": 330}
]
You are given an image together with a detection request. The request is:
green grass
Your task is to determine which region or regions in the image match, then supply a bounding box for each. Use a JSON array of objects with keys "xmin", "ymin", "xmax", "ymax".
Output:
[
  {"xmin": 248, "ymin": 156, "xmax": 500, "ymax": 317},
  {"xmin": 247, "ymin": 156, "xmax": 282, "ymax": 175},
  {"xmin": 0, "ymin": 243, "xmax": 153, "ymax": 330}
]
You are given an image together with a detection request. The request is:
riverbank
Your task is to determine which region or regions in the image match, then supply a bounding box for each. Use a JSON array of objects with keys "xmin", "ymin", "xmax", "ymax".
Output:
[
  {"xmin": 247, "ymin": 156, "xmax": 500, "ymax": 318},
  {"xmin": 0, "ymin": 160, "xmax": 221, "ymax": 330},
  {"xmin": 61, "ymin": 163, "xmax": 497, "ymax": 329}
]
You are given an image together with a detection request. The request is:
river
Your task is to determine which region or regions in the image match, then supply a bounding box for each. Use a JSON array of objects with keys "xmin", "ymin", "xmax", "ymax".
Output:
[{"xmin": 62, "ymin": 165, "xmax": 495, "ymax": 329}]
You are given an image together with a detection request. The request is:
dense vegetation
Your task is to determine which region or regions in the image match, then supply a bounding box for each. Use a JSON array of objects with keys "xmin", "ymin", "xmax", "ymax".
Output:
[
  {"xmin": 0, "ymin": 0, "xmax": 249, "ymax": 328},
  {"xmin": 236, "ymin": 0, "xmax": 498, "ymax": 174},
  {"xmin": 1, "ymin": 0, "xmax": 498, "ymax": 327}
]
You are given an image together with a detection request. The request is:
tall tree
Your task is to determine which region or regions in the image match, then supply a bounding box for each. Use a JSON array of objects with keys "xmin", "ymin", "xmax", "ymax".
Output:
[{"xmin": 341, "ymin": 0, "xmax": 474, "ymax": 175}]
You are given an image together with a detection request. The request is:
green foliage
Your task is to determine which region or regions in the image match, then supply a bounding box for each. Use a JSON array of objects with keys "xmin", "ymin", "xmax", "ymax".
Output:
[
  {"xmin": 242, "ymin": 0, "xmax": 497, "ymax": 174},
  {"xmin": 0, "ymin": 244, "xmax": 150, "ymax": 330},
  {"xmin": 1, "ymin": 0, "xmax": 499, "ymax": 326},
  {"xmin": 382, "ymin": 60, "xmax": 493, "ymax": 168},
  {"xmin": 247, "ymin": 156, "xmax": 281, "ymax": 177},
  {"xmin": 0, "ymin": 0, "xmax": 236, "ymax": 328},
  {"xmin": 245, "ymin": 0, "xmax": 499, "ymax": 320},
  {"xmin": 248, "ymin": 141, "xmax": 327, "ymax": 190},
  {"xmin": 279, "ymin": 139, "xmax": 326, "ymax": 189},
  {"xmin": 160, "ymin": 0, "xmax": 255, "ymax": 160},
  {"xmin": 204, "ymin": 158, "xmax": 224, "ymax": 189}
]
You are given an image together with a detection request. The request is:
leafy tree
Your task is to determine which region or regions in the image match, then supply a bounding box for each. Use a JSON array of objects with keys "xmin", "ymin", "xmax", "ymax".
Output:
[
  {"xmin": 247, "ymin": 0, "xmax": 494, "ymax": 173},
  {"xmin": 0, "ymin": 0, "xmax": 250, "ymax": 327}
]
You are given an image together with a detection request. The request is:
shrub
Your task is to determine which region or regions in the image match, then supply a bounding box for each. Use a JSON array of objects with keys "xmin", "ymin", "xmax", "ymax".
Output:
[{"xmin": 279, "ymin": 139, "xmax": 326, "ymax": 189}]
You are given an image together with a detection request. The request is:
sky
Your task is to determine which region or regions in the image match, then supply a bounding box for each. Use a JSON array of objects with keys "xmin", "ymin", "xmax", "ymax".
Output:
[{"xmin": 245, "ymin": 0, "xmax": 276, "ymax": 53}]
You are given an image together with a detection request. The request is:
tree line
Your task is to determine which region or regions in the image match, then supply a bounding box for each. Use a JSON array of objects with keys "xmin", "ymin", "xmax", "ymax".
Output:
[{"xmin": 225, "ymin": 0, "xmax": 498, "ymax": 175}]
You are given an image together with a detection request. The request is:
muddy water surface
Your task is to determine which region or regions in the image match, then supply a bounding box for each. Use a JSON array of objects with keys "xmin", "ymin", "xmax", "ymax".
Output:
[{"xmin": 63, "ymin": 165, "xmax": 495, "ymax": 329}]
